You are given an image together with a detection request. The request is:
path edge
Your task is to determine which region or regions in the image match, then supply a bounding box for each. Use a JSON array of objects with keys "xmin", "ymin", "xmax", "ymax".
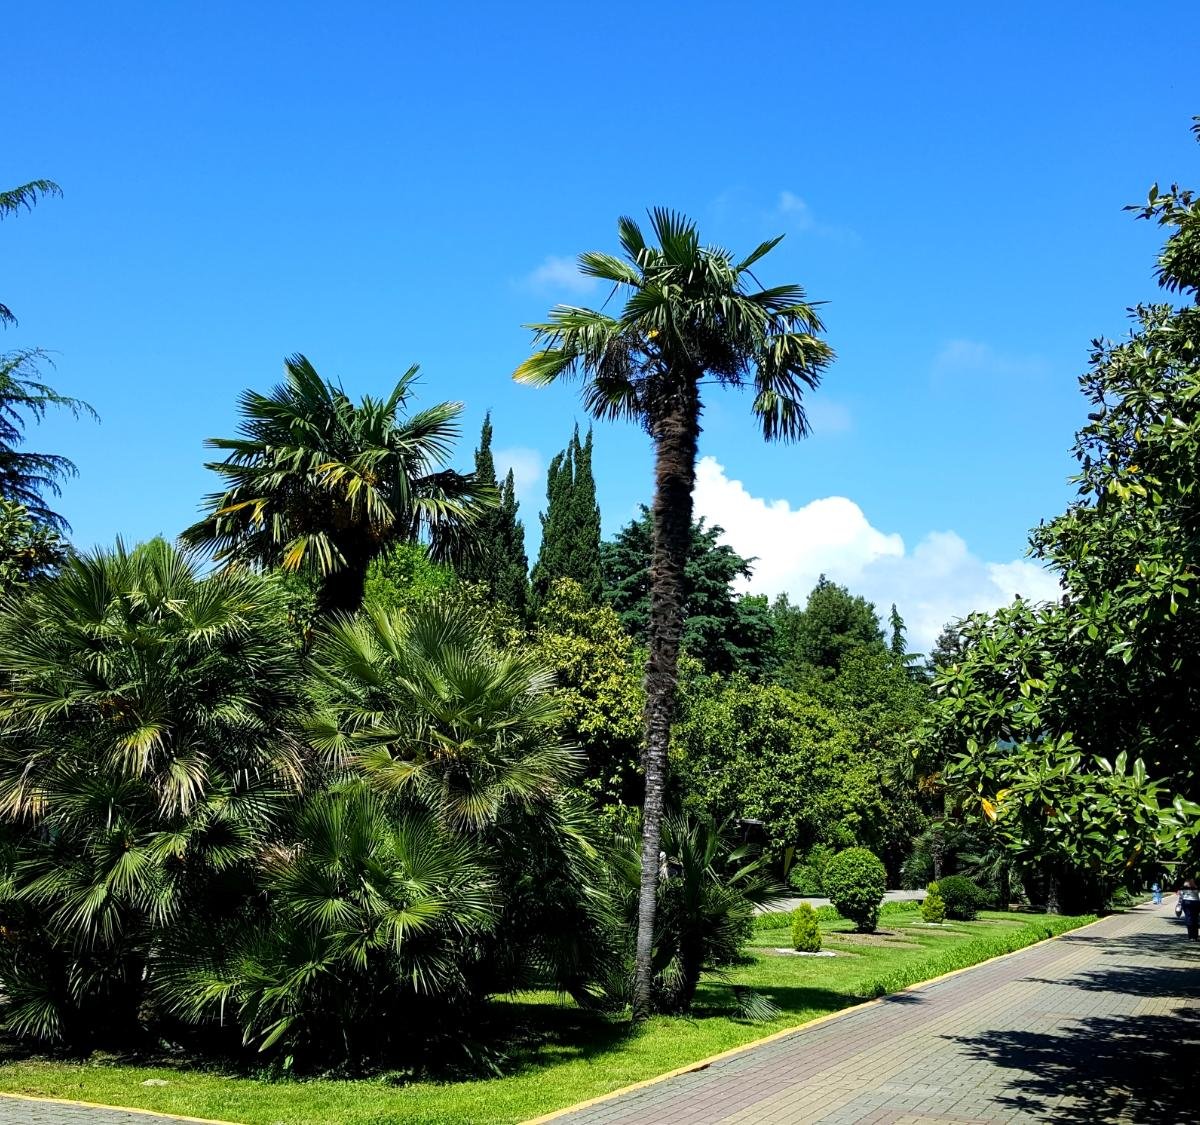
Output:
[
  {"xmin": 522, "ymin": 910, "xmax": 1115, "ymax": 1124},
  {"xmin": 0, "ymin": 1090, "xmax": 243, "ymax": 1125}
]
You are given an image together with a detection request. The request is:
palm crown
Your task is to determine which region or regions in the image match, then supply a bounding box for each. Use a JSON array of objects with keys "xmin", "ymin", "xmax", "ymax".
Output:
[
  {"xmin": 514, "ymin": 208, "xmax": 833, "ymax": 437},
  {"xmin": 183, "ymin": 354, "xmax": 493, "ymax": 611}
]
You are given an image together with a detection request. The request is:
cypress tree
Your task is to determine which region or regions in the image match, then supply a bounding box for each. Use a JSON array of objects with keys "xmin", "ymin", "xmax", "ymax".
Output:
[
  {"xmin": 459, "ymin": 413, "xmax": 529, "ymax": 613},
  {"xmin": 889, "ymin": 603, "xmax": 906, "ymax": 658},
  {"xmin": 532, "ymin": 426, "xmax": 603, "ymax": 602}
]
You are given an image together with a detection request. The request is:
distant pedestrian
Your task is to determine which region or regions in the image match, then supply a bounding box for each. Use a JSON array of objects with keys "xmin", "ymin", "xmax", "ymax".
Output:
[
  {"xmin": 1180, "ymin": 879, "xmax": 1200, "ymax": 942},
  {"xmin": 1152, "ymin": 882, "xmax": 1163, "ymax": 905}
]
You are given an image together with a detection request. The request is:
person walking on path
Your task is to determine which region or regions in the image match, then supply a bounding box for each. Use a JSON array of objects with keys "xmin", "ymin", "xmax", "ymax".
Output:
[{"xmin": 1180, "ymin": 878, "xmax": 1200, "ymax": 941}]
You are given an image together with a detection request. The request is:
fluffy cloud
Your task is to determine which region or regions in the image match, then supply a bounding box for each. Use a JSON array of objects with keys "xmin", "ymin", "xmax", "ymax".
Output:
[
  {"xmin": 523, "ymin": 255, "xmax": 597, "ymax": 296},
  {"xmin": 692, "ymin": 456, "xmax": 1061, "ymax": 652},
  {"xmin": 778, "ymin": 190, "xmax": 816, "ymax": 229},
  {"xmin": 493, "ymin": 446, "xmax": 544, "ymax": 504}
]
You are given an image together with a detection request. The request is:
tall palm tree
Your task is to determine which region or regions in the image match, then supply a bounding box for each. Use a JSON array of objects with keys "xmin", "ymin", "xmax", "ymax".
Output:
[
  {"xmin": 514, "ymin": 209, "xmax": 832, "ymax": 1019},
  {"xmin": 182, "ymin": 354, "xmax": 493, "ymax": 613}
]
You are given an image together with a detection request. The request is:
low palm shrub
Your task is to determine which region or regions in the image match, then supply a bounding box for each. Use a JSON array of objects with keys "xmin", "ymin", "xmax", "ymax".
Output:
[
  {"xmin": 157, "ymin": 785, "xmax": 497, "ymax": 1067},
  {"xmin": 823, "ymin": 847, "xmax": 887, "ymax": 933},
  {"xmin": 791, "ymin": 903, "xmax": 822, "ymax": 952},
  {"xmin": 0, "ymin": 541, "xmax": 305, "ymax": 1047}
]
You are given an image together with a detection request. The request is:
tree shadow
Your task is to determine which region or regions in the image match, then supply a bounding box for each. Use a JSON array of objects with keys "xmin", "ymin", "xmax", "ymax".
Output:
[
  {"xmin": 947, "ymin": 928, "xmax": 1200, "ymax": 1123},
  {"xmin": 947, "ymin": 1008, "xmax": 1200, "ymax": 1122}
]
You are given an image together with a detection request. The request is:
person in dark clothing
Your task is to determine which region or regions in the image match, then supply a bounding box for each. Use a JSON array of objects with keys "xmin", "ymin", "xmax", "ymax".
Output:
[{"xmin": 1180, "ymin": 878, "xmax": 1200, "ymax": 942}]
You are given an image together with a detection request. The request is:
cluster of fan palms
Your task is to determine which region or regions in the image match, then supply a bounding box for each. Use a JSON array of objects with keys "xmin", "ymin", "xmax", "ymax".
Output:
[
  {"xmin": 0, "ymin": 539, "xmax": 773, "ymax": 1067},
  {"xmin": 0, "ymin": 539, "xmax": 591, "ymax": 1062}
]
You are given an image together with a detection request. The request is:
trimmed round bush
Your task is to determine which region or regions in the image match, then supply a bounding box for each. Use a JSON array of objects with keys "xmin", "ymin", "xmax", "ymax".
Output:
[
  {"xmin": 823, "ymin": 847, "xmax": 887, "ymax": 932},
  {"xmin": 791, "ymin": 902, "xmax": 822, "ymax": 952},
  {"xmin": 935, "ymin": 875, "xmax": 987, "ymax": 921},
  {"xmin": 921, "ymin": 882, "xmax": 947, "ymax": 924}
]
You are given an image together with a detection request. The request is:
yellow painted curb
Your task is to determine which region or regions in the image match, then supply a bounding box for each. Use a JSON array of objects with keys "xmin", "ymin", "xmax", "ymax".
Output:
[
  {"xmin": 523, "ymin": 910, "xmax": 1118, "ymax": 1124},
  {"xmin": 0, "ymin": 1090, "xmax": 244, "ymax": 1125}
]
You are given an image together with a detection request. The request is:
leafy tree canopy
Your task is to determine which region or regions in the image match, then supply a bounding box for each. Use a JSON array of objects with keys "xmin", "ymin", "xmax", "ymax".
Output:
[
  {"xmin": 772, "ymin": 576, "xmax": 887, "ymax": 682},
  {"xmin": 930, "ymin": 119, "xmax": 1200, "ymax": 885}
]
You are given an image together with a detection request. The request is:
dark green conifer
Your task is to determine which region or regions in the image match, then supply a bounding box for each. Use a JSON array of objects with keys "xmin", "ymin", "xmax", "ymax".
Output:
[
  {"xmin": 532, "ymin": 426, "xmax": 603, "ymax": 602},
  {"xmin": 458, "ymin": 413, "xmax": 529, "ymax": 613}
]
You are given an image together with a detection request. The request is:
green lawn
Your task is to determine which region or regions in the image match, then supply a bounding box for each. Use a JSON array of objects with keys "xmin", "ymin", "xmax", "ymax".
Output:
[{"xmin": 0, "ymin": 907, "xmax": 1094, "ymax": 1125}]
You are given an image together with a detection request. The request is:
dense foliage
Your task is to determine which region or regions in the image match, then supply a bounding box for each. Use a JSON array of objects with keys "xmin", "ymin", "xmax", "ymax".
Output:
[
  {"xmin": 7, "ymin": 141, "xmax": 1192, "ymax": 1072},
  {"xmin": 926, "ymin": 120, "xmax": 1200, "ymax": 907},
  {"xmin": 602, "ymin": 508, "xmax": 774, "ymax": 674},
  {"xmin": 823, "ymin": 848, "xmax": 887, "ymax": 933}
]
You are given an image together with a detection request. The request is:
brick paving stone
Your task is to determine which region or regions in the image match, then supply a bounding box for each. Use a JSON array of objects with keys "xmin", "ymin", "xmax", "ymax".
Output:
[
  {"xmin": 0, "ymin": 1096, "xmax": 214, "ymax": 1124},
  {"xmin": 548, "ymin": 903, "xmax": 1200, "ymax": 1124}
]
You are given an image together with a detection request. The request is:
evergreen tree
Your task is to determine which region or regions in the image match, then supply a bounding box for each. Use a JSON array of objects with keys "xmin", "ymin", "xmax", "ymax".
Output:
[
  {"xmin": 889, "ymin": 603, "xmax": 906, "ymax": 658},
  {"xmin": 602, "ymin": 507, "xmax": 773, "ymax": 674},
  {"xmin": 773, "ymin": 575, "xmax": 887, "ymax": 681},
  {"xmin": 456, "ymin": 413, "xmax": 530, "ymax": 613},
  {"xmin": 532, "ymin": 426, "xmax": 602, "ymax": 601}
]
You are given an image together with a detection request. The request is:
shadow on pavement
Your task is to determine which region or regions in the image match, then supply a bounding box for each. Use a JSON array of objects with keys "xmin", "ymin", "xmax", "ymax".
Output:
[
  {"xmin": 948, "ymin": 921, "xmax": 1200, "ymax": 1123},
  {"xmin": 948, "ymin": 1008, "xmax": 1200, "ymax": 1123}
]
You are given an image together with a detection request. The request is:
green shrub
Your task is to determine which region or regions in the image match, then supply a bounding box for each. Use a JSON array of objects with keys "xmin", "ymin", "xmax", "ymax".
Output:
[
  {"xmin": 790, "ymin": 903, "xmax": 822, "ymax": 952},
  {"xmin": 921, "ymin": 882, "xmax": 947, "ymax": 923},
  {"xmin": 823, "ymin": 847, "xmax": 887, "ymax": 932},
  {"xmin": 787, "ymin": 844, "xmax": 836, "ymax": 895},
  {"xmin": 936, "ymin": 875, "xmax": 987, "ymax": 921}
]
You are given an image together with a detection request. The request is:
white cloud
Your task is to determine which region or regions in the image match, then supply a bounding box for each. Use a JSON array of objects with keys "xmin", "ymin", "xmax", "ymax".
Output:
[
  {"xmin": 493, "ymin": 446, "xmax": 544, "ymax": 504},
  {"xmin": 523, "ymin": 255, "xmax": 597, "ymax": 296},
  {"xmin": 933, "ymin": 339, "xmax": 1047, "ymax": 379},
  {"xmin": 778, "ymin": 191, "xmax": 815, "ymax": 229},
  {"xmin": 692, "ymin": 456, "xmax": 1060, "ymax": 652},
  {"xmin": 775, "ymin": 191, "xmax": 859, "ymax": 243}
]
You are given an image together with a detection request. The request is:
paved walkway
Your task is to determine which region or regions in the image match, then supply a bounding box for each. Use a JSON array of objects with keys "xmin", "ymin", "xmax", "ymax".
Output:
[
  {"xmin": 0, "ymin": 1094, "xmax": 223, "ymax": 1124},
  {"xmin": 549, "ymin": 902, "xmax": 1200, "ymax": 1124}
]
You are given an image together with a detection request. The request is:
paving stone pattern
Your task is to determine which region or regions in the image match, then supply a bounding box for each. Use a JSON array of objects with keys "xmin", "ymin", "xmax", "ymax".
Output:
[
  {"xmin": 552, "ymin": 902, "xmax": 1200, "ymax": 1124},
  {"xmin": 0, "ymin": 1097, "xmax": 209, "ymax": 1124}
]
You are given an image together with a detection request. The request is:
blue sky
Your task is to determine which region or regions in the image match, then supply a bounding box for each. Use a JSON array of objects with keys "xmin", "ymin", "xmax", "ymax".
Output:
[{"xmin": 5, "ymin": 2, "xmax": 1198, "ymax": 645}]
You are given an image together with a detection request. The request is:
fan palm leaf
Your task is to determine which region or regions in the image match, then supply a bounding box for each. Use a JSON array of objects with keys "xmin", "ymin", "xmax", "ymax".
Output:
[{"xmin": 182, "ymin": 355, "xmax": 495, "ymax": 613}]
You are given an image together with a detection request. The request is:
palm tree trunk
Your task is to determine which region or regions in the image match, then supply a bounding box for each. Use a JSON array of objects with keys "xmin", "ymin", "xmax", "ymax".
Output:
[
  {"xmin": 317, "ymin": 556, "xmax": 370, "ymax": 616},
  {"xmin": 632, "ymin": 386, "xmax": 700, "ymax": 1023}
]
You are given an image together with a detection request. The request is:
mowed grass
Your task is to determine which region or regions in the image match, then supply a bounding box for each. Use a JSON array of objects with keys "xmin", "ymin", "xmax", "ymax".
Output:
[{"xmin": 0, "ymin": 906, "xmax": 1094, "ymax": 1125}]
